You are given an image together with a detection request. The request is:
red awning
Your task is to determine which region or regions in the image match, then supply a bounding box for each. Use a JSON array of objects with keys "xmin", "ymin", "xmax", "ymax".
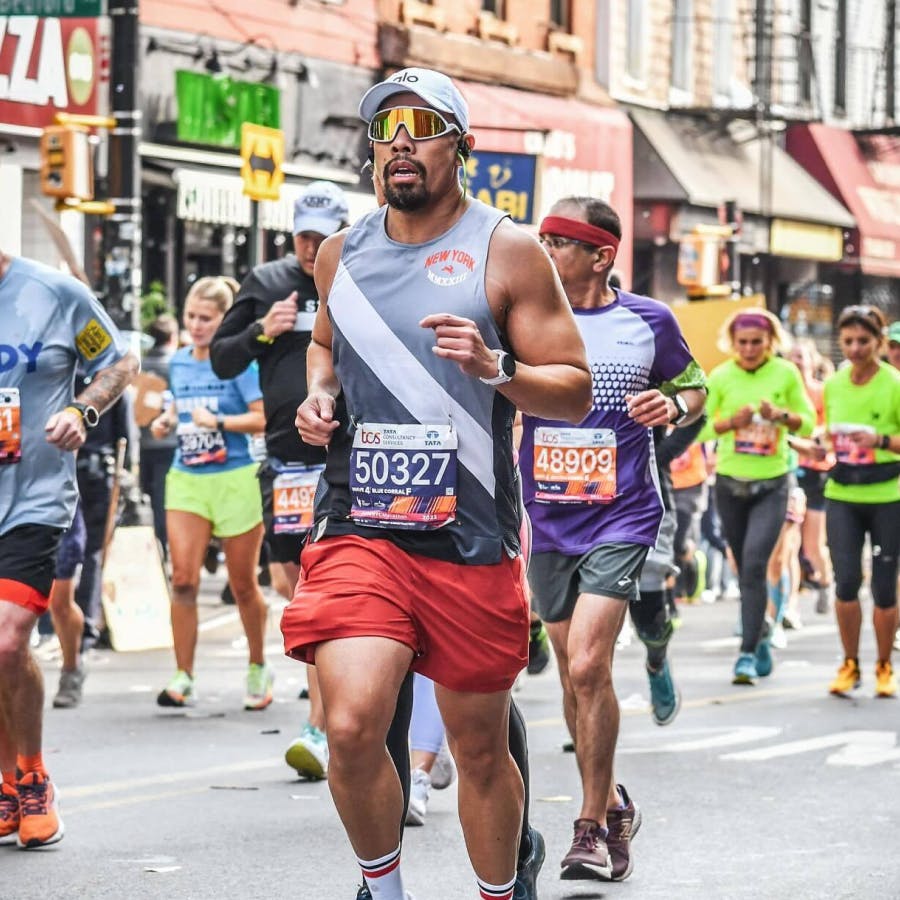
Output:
[
  {"xmin": 458, "ymin": 80, "xmax": 633, "ymax": 287},
  {"xmin": 787, "ymin": 124, "xmax": 900, "ymax": 277}
]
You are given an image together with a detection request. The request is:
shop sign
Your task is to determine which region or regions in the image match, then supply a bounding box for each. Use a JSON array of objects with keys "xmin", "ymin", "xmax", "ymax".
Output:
[
  {"xmin": 0, "ymin": 15, "xmax": 105, "ymax": 127},
  {"xmin": 769, "ymin": 218, "xmax": 844, "ymax": 261},
  {"xmin": 523, "ymin": 127, "xmax": 617, "ymax": 216},
  {"xmin": 0, "ymin": 1, "xmax": 103, "ymax": 15},
  {"xmin": 176, "ymin": 70, "xmax": 279, "ymax": 149},
  {"xmin": 240, "ymin": 122, "xmax": 283, "ymax": 202},
  {"xmin": 466, "ymin": 150, "xmax": 536, "ymax": 224}
]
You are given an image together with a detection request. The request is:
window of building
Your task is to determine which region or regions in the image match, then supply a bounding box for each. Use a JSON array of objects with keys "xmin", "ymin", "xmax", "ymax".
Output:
[
  {"xmin": 834, "ymin": 0, "xmax": 847, "ymax": 115},
  {"xmin": 550, "ymin": 0, "xmax": 571, "ymax": 31},
  {"xmin": 712, "ymin": 0, "xmax": 733, "ymax": 101},
  {"xmin": 482, "ymin": 0, "xmax": 505, "ymax": 14},
  {"xmin": 671, "ymin": 0, "xmax": 693, "ymax": 95},
  {"xmin": 626, "ymin": 0, "xmax": 647, "ymax": 81}
]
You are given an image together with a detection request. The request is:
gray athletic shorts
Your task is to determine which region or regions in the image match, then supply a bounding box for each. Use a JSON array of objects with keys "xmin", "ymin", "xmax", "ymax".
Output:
[{"xmin": 528, "ymin": 542, "xmax": 650, "ymax": 623}]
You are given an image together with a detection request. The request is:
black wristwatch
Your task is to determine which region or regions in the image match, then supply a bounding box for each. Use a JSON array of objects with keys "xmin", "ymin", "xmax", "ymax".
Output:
[
  {"xmin": 669, "ymin": 394, "xmax": 690, "ymax": 426},
  {"xmin": 250, "ymin": 319, "xmax": 274, "ymax": 345},
  {"xmin": 66, "ymin": 401, "xmax": 100, "ymax": 429},
  {"xmin": 479, "ymin": 350, "xmax": 517, "ymax": 386}
]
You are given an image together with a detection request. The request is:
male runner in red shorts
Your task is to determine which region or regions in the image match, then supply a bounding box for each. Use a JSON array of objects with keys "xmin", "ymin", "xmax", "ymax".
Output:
[{"xmin": 283, "ymin": 68, "xmax": 592, "ymax": 900}]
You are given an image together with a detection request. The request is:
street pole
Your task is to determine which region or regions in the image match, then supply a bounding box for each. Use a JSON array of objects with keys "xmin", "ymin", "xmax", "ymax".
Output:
[
  {"xmin": 754, "ymin": 0, "xmax": 774, "ymax": 309},
  {"xmin": 887, "ymin": 0, "xmax": 896, "ymax": 123},
  {"xmin": 103, "ymin": 0, "xmax": 142, "ymax": 332},
  {"xmin": 723, "ymin": 199, "xmax": 742, "ymax": 298},
  {"xmin": 249, "ymin": 199, "xmax": 260, "ymax": 268}
]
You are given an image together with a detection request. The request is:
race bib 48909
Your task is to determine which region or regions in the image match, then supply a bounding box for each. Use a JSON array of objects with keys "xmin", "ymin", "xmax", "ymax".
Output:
[
  {"xmin": 533, "ymin": 426, "xmax": 617, "ymax": 504},
  {"xmin": 349, "ymin": 423, "xmax": 457, "ymax": 530}
]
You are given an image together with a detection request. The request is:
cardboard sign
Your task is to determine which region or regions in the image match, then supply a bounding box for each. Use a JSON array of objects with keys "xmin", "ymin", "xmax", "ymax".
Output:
[
  {"xmin": 132, "ymin": 370, "xmax": 169, "ymax": 427},
  {"xmin": 101, "ymin": 525, "xmax": 173, "ymax": 652}
]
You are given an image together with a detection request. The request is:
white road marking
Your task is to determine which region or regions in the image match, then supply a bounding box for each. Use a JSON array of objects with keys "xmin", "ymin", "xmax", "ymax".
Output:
[{"xmin": 722, "ymin": 730, "xmax": 900, "ymax": 767}]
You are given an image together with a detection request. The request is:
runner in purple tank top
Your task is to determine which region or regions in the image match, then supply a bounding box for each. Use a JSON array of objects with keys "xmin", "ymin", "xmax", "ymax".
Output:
[{"xmin": 520, "ymin": 198, "xmax": 707, "ymax": 885}]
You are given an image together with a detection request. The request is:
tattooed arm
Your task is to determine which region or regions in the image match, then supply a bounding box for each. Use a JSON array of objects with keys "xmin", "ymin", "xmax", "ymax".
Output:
[{"xmin": 45, "ymin": 352, "xmax": 140, "ymax": 452}]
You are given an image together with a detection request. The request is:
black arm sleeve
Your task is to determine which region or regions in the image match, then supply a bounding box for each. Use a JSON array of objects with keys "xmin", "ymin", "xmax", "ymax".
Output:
[
  {"xmin": 209, "ymin": 298, "xmax": 265, "ymax": 380},
  {"xmin": 656, "ymin": 413, "xmax": 707, "ymax": 468}
]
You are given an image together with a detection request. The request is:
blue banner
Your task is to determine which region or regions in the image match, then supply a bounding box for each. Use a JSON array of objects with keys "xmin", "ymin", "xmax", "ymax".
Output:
[{"xmin": 466, "ymin": 150, "xmax": 537, "ymax": 224}]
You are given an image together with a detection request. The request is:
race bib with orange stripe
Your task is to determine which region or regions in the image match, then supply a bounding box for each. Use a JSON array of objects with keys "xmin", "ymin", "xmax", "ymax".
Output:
[
  {"xmin": 734, "ymin": 418, "xmax": 778, "ymax": 456},
  {"xmin": 349, "ymin": 423, "xmax": 457, "ymax": 530},
  {"xmin": 533, "ymin": 426, "xmax": 617, "ymax": 504},
  {"xmin": 273, "ymin": 464, "xmax": 324, "ymax": 534},
  {"xmin": 0, "ymin": 387, "xmax": 21, "ymax": 465}
]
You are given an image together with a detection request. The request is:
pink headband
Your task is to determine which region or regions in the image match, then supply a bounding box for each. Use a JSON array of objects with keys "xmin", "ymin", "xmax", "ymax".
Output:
[
  {"xmin": 731, "ymin": 313, "xmax": 773, "ymax": 334},
  {"xmin": 539, "ymin": 216, "xmax": 620, "ymax": 254}
]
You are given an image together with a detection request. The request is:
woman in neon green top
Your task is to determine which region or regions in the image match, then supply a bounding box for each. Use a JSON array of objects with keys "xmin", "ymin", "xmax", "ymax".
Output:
[
  {"xmin": 822, "ymin": 305, "xmax": 900, "ymax": 700},
  {"xmin": 701, "ymin": 309, "xmax": 814, "ymax": 686}
]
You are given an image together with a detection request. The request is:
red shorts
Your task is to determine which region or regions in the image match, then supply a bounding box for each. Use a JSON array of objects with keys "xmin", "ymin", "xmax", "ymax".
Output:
[{"xmin": 281, "ymin": 535, "xmax": 529, "ymax": 693}]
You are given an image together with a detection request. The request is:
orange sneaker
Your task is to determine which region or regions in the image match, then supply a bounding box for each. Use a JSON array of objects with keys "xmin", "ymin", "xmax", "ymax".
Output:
[
  {"xmin": 875, "ymin": 661, "xmax": 897, "ymax": 698},
  {"xmin": 16, "ymin": 772, "xmax": 64, "ymax": 848},
  {"xmin": 0, "ymin": 782, "xmax": 19, "ymax": 844}
]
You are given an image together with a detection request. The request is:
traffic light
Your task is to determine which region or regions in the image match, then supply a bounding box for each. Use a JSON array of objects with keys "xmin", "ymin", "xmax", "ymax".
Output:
[{"xmin": 39, "ymin": 125, "xmax": 93, "ymax": 201}]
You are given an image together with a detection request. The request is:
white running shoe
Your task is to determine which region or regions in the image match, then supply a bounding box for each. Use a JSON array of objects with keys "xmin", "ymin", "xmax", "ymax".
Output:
[
  {"xmin": 285, "ymin": 724, "xmax": 328, "ymax": 780},
  {"xmin": 405, "ymin": 768, "xmax": 431, "ymax": 826},
  {"xmin": 429, "ymin": 743, "xmax": 457, "ymax": 790},
  {"xmin": 770, "ymin": 622, "xmax": 788, "ymax": 650}
]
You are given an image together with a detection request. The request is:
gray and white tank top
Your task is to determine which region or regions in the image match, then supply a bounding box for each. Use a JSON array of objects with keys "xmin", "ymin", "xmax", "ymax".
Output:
[{"xmin": 316, "ymin": 199, "xmax": 521, "ymax": 565}]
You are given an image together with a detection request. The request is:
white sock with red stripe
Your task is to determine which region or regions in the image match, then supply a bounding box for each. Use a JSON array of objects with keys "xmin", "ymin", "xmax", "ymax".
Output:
[
  {"xmin": 357, "ymin": 846, "xmax": 405, "ymax": 900},
  {"xmin": 476, "ymin": 875, "xmax": 516, "ymax": 900}
]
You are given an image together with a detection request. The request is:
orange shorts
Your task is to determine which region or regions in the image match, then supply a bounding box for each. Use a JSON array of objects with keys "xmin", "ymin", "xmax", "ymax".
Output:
[{"xmin": 281, "ymin": 534, "xmax": 529, "ymax": 693}]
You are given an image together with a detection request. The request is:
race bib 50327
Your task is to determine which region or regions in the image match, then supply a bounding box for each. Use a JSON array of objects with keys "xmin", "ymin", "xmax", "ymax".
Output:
[{"xmin": 349, "ymin": 423, "xmax": 457, "ymax": 530}]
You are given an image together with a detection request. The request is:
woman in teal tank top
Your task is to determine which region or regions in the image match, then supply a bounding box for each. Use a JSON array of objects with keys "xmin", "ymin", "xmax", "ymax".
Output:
[
  {"xmin": 700, "ymin": 308, "xmax": 815, "ymax": 687},
  {"xmin": 822, "ymin": 305, "xmax": 900, "ymax": 699}
]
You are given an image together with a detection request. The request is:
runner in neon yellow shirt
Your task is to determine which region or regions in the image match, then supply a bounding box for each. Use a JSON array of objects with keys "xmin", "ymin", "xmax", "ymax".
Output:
[
  {"xmin": 700, "ymin": 308, "xmax": 814, "ymax": 686},
  {"xmin": 822, "ymin": 305, "xmax": 900, "ymax": 699}
]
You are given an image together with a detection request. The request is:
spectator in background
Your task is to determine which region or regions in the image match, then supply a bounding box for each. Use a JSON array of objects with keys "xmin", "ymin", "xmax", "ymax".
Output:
[
  {"xmin": 72, "ymin": 371, "xmax": 137, "ymax": 650},
  {"xmin": 888, "ymin": 320, "xmax": 900, "ymax": 371}
]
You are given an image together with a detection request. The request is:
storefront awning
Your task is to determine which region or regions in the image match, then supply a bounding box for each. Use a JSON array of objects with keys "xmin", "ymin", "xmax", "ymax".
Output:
[
  {"xmin": 631, "ymin": 109, "xmax": 854, "ymax": 230},
  {"xmin": 786, "ymin": 124, "xmax": 900, "ymax": 277},
  {"xmin": 458, "ymin": 80, "xmax": 633, "ymax": 285}
]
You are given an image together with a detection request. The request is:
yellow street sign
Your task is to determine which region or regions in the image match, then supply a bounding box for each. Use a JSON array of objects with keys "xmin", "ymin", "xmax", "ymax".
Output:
[{"xmin": 240, "ymin": 123, "xmax": 284, "ymax": 202}]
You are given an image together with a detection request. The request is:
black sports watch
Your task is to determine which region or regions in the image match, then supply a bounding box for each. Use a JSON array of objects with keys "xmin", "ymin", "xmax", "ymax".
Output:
[
  {"xmin": 250, "ymin": 319, "xmax": 274, "ymax": 345},
  {"xmin": 479, "ymin": 350, "xmax": 517, "ymax": 386},
  {"xmin": 669, "ymin": 393, "xmax": 690, "ymax": 426},
  {"xmin": 66, "ymin": 401, "xmax": 100, "ymax": 429}
]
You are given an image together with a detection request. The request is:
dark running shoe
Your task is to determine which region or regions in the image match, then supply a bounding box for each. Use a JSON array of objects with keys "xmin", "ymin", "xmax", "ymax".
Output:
[
  {"xmin": 356, "ymin": 885, "xmax": 371, "ymax": 900},
  {"xmin": 560, "ymin": 817, "xmax": 611, "ymax": 880},
  {"xmin": 527, "ymin": 622, "xmax": 551, "ymax": 675},
  {"xmin": 647, "ymin": 659, "xmax": 681, "ymax": 726},
  {"xmin": 513, "ymin": 825, "xmax": 545, "ymax": 899},
  {"xmin": 606, "ymin": 784, "xmax": 642, "ymax": 881}
]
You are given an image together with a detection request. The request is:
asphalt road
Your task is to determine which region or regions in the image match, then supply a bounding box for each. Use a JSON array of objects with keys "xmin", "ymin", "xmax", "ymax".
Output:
[{"xmin": 4, "ymin": 573, "xmax": 900, "ymax": 900}]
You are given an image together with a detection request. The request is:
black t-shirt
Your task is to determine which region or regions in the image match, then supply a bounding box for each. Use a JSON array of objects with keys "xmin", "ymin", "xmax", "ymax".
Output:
[{"xmin": 209, "ymin": 256, "xmax": 325, "ymax": 466}]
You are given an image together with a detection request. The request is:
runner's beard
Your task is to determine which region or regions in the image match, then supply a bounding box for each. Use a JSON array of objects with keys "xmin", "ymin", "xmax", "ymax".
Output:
[{"xmin": 383, "ymin": 159, "xmax": 430, "ymax": 211}]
